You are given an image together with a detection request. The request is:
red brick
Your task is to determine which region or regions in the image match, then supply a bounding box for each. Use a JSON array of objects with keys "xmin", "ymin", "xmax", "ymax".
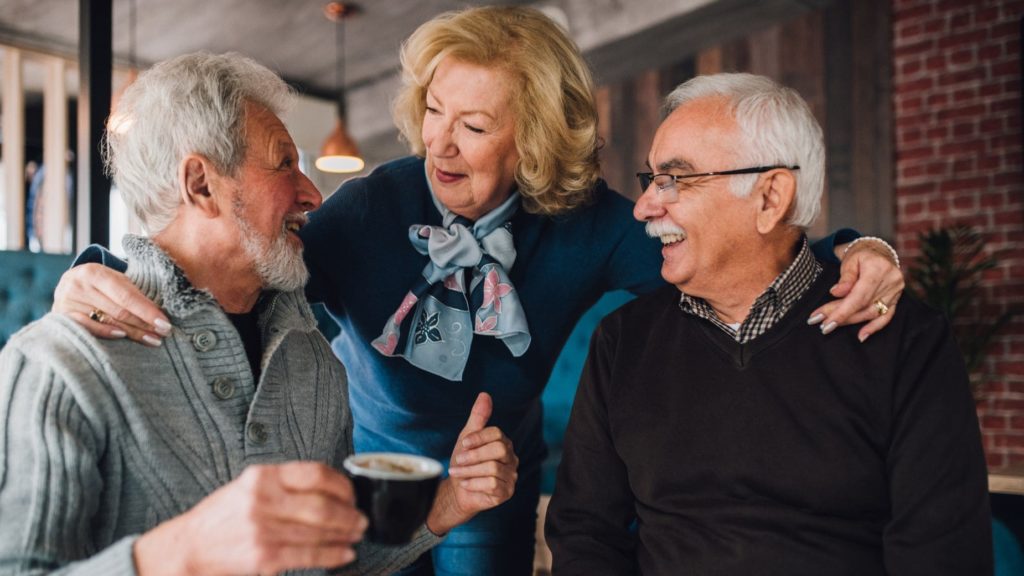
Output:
[
  {"xmin": 902, "ymin": 199, "xmax": 927, "ymax": 217},
  {"xmin": 897, "ymin": 21, "xmax": 925, "ymax": 40},
  {"xmin": 926, "ymin": 160, "xmax": 950, "ymax": 175},
  {"xmin": 901, "ymin": 76, "xmax": 937, "ymax": 93},
  {"xmin": 953, "ymin": 121, "xmax": 977, "ymax": 137},
  {"xmin": 900, "ymin": 58, "xmax": 924, "ymax": 76},
  {"xmin": 953, "ymin": 195, "xmax": 978, "ymax": 210},
  {"xmin": 923, "ymin": 17, "xmax": 947, "ymax": 34},
  {"xmin": 939, "ymin": 176, "xmax": 988, "ymax": 193},
  {"xmin": 926, "ymin": 125, "xmax": 950, "ymax": 139},
  {"xmin": 976, "ymin": 6, "xmax": 1001, "ymax": 24},
  {"xmin": 952, "ymin": 157, "xmax": 975, "ymax": 172},
  {"xmin": 980, "ymin": 117, "xmax": 1006, "ymax": 133},
  {"xmin": 953, "ymin": 86, "xmax": 979, "ymax": 102},
  {"xmin": 926, "ymin": 53, "xmax": 948, "ymax": 71},
  {"xmin": 894, "ymin": 39, "xmax": 937, "ymax": 59},
  {"xmin": 986, "ymin": 451, "xmax": 1007, "ymax": 468},
  {"xmin": 937, "ymin": 104, "xmax": 987, "ymax": 121},
  {"xmin": 926, "ymin": 93, "xmax": 950, "ymax": 107},
  {"xmin": 992, "ymin": 60, "xmax": 1020, "ymax": 78},
  {"xmin": 898, "ymin": 95, "xmax": 924, "ymax": 113},
  {"xmin": 989, "ymin": 21, "xmax": 1021, "ymax": 40},
  {"xmin": 990, "ymin": 134, "xmax": 1022, "ymax": 150},
  {"xmin": 978, "ymin": 44, "xmax": 1004, "ymax": 61},
  {"xmin": 994, "ymin": 172, "xmax": 1023, "ymax": 186},
  {"xmin": 894, "ymin": 3, "xmax": 935, "ymax": 21},
  {"xmin": 994, "ymin": 434, "xmax": 1024, "ymax": 448},
  {"xmin": 950, "ymin": 47, "xmax": 976, "ymax": 66},
  {"xmin": 902, "ymin": 164, "xmax": 927, "ymax": 179},
  {"xmin": 984, "ymin": 414, "xmax": 1010, "ymax": 429},
  {"xmin": 939, "ymin": 139, "xmax": 987, "ymax": 156},
  {"xmin": 950, "ymin": 10, "xmax": 972, "ymax": 29},
  {"xmin": 899, "ymin": 145, "xmax": 938, "ymax": 161},
  {"xmin": 938, "ymin": 30, "xmax": 989, "ymax": 50},
  {"xmin": 981, "ymin": 191, "xmax": 1008, "ymax": 208}
]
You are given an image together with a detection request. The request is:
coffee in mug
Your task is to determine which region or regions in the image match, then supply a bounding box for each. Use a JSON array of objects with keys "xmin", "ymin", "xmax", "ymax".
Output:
[{"xmin": 343, "ymin": 452, "xmax": 443, "ymax": 545}]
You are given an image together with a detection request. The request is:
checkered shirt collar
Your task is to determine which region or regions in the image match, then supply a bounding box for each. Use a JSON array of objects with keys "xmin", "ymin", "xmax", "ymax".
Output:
[{"xmin": 678, "ymin": 237, "xmax": 822, "ymax": 343}]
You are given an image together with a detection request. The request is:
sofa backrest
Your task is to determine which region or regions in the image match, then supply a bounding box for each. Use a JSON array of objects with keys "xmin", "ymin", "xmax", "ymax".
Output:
[{"xmin": 0, "ymin": 250, "xmax": 73, "ymax": 349}]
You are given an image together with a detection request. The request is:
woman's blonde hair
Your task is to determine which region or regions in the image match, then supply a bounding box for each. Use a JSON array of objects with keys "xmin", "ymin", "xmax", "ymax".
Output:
[{"xmin": 392, "ymin": 6, "xmax": 600, "ymax": 216}]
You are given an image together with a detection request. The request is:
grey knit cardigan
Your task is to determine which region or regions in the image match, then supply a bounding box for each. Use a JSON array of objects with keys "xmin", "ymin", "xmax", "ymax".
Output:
[{"xmin": 0, "ymin": 235, "xmax": 440, "ymax": 575}]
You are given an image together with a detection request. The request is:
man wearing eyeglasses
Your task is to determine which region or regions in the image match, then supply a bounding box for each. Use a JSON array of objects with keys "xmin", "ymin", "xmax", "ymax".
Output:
[{"xmin": 546, "ymin": 73, "xmax": 992, "ymax": 575}]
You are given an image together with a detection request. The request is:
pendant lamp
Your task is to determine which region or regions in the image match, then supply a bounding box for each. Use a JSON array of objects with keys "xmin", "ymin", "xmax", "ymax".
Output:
[{"xmin": 316, "ymin": 2, "xmax": 364, "ymax": 173}]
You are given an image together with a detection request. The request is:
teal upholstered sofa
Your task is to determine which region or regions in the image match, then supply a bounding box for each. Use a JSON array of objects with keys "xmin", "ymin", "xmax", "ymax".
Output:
[{"xmin": 0, "ymin": 250, "xmax": 73, "ymax": 349}]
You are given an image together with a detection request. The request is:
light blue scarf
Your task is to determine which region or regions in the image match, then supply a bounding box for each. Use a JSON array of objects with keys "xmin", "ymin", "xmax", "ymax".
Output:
[{"xmin": 372, "ymin": 180, "xmax": 531, "ymax": 381}]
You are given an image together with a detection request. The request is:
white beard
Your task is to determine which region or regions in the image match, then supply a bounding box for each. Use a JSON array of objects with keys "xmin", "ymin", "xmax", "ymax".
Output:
[{"xmin": 233, "ymin": 201, "xmax": 309, "ymax": 293}]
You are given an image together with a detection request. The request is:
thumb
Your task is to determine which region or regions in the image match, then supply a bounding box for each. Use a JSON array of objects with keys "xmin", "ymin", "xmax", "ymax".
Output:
[
  {"xmin": 458, "ymin": 392, "xmax": 492, "ymax": 440},
  {"xmin": 831, "ymin": 258, "xmax": 860, "ymax": 297}
]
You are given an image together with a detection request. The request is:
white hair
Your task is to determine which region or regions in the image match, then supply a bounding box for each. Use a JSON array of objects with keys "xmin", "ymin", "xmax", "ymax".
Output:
[
  {"xmin": 104, "ymin": 52, "xmax": 294, "ymax": 235},
  {"xmin": 663, "ymin": 73, "xmax": 825, "ymax": 229}
]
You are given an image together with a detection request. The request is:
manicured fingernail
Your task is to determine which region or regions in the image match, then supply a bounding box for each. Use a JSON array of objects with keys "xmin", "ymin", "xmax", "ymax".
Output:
[
  {"xmin": 820, "ymin": 321, "xmax": 837, "ymax": 335},
  {"xmin": 142, "ymin": 335, "xmax": 163, "ymax": 347},
  {"xmin": 111, "ymin": 329, "xmax": 127, "ymax": 338},
  {"xmin": 462, "ymin": 437, "xmax": 474, "ymax": 448},
  {"xmin": 153, "ymin": 318, "xmax": 172, "ymax": 335},
  {"xmin": 858, "ymin": 332, "xmax": 870, "ymax": 343},
  {"xmin": 807, "ymin": 313, "xmax": 824, "ymax": 325},
  {"xmin": 455, "ymin": 453, "xmax": 466, "ymax": 465}
]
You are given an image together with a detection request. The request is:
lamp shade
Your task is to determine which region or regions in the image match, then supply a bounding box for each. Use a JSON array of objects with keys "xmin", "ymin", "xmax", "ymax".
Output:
[{"xmin": 316, "ymin": 112, "xmax": 364, "ymax": 173}]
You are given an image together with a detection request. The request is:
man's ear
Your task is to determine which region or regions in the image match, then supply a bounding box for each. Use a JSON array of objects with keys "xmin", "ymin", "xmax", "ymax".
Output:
[
  {"xmin": 179, "ymin": 154, "xmax": 220, "ymax": 217},
  {"xmin": 755, "ymin": 169, "xmax": 797, "ymax": 235}
]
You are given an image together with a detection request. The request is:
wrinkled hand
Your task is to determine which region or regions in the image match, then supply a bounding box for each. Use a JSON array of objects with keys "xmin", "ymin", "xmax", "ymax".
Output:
[
  {"xmin": 53, "ymin": 263, "xmax": 171, "ymax": 345},
  {"xmin": 134, "ymin": 462, "xmax": 366, "ymax": 576},
  {"xmin": 808, "ymin": 239, "xmax": 905, "ymax": 342},
  {"xmin": 426, "ymin": 392, "xmax": 518, "ymax": 535}
]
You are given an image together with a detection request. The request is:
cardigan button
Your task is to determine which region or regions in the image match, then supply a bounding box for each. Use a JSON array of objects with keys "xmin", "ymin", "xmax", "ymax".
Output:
[
  {"xmin": 211, "ymin": 377, "xmax": 235, "ymax": 400},
  {"xmin": 192, "ymin": 330, "xmax": 217, "ymax": 352},
  {"xmin": 247, "ymin": 422, "xmax": 269, "ymax": 445}
]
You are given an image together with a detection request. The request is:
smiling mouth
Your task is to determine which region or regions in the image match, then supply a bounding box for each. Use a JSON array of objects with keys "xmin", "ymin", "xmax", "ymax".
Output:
[
  {"xmin": 659, "ymin": 233, "xmax": 685, "ymax": 245},
  {"xmin": 434, "ymin": 167, "xmax": 465, "ymax": 183},
  {"xmin": 284, "ymin": 214, "xmax": 308, "ymax": 235}
]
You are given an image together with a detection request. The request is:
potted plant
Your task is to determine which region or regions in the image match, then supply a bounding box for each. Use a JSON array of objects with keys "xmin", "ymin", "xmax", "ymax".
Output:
[{"xmin": 907, "ymin": 226, "xmax": 1017, "ymax": 390}]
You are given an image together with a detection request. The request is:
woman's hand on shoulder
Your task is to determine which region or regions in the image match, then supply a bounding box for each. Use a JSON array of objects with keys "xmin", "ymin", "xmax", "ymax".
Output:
[
  {"xmin": 808, "ymin": 237, "xmax": 905, "ymax": 342},
  {"xmin": 53, "ymin": 263, "xmax": 171, "ymax": 346}
]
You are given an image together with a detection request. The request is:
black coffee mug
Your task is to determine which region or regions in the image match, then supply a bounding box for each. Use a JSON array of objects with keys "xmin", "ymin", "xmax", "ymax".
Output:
[{"xmin": 343, "ymin": 452, "xmax": 443, "ymax": 545}]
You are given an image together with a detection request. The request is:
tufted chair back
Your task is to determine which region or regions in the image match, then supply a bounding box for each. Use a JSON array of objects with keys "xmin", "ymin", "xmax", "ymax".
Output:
[{"xmin": 0, "ymin": 251, "xmax": 73, "ymax": 349}]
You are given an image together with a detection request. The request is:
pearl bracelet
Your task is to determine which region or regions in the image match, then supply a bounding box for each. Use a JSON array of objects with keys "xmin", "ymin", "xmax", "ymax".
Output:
[{"xmin": 841, "ymin": 236, "xmax": 900, "ymax": 269}]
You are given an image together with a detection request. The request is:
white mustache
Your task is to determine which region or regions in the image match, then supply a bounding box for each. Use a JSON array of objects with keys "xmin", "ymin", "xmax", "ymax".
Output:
[{"xmin": 645, "ymin": 219, "xmax": 686, "ymax": 239}]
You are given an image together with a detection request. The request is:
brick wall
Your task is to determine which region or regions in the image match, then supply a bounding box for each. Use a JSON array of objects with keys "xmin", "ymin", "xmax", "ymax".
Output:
[{"xmin": 893, "ymin": 0, "xmax": 1024, "ymax": 467}]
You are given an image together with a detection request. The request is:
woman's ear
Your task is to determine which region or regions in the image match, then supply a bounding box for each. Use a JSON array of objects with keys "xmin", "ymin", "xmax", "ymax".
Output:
[
  {"xmin": 178, "ymin": 154, "xmax": 220, "ymax": 217},
  {"xmin": 755, "ymin": 169, "xmax": 797, "ymax": 235}
]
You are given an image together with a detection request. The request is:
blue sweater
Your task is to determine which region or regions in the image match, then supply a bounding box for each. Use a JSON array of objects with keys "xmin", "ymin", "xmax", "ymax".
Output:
[{"xmin": 301, "ymin": 157, "xmax": 666, "ymax": 472}]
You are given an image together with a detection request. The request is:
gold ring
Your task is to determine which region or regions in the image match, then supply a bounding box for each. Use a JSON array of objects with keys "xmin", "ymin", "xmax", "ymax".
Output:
[
  {"xmin": 88, "ymin": 308, "xmax": 108, "ymax": 324},
  {"xmin": 874, "ymin": 299, "xmax": 889, "ymax": 316}
]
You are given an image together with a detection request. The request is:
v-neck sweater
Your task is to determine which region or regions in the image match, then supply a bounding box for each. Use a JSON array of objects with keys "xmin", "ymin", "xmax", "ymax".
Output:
[{"xmin": 547, "ymin": 261, "xmax": 992, "ymax": 576}]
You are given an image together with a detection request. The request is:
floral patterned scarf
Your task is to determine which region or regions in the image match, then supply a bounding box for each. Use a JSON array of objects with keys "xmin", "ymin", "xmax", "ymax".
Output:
[{"xmin": 372, "ymin": 185, "xmax": 530, "ymax": 381}]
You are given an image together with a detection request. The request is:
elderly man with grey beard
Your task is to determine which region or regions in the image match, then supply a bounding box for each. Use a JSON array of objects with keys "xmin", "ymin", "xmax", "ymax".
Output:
[
  {"xmin": 0, "ymin": 52, "xmax": 517, "ymax": 576},
  {"xmin": 546, "ymin": 73, "xmax": 992, "ymax": 576}
]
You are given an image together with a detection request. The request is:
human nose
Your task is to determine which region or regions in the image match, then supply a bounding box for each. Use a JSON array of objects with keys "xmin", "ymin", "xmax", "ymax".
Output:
[
  {"xmin": 633, "ymin": 183, "xmax": 667, "ymax": 222},
  {"xmin": 296, "ymin": 172, "xmax": 322, "ymax": 212},
  {"xmin": 425, "ymin": 118, "xmax": 457, "ymax": 157}
]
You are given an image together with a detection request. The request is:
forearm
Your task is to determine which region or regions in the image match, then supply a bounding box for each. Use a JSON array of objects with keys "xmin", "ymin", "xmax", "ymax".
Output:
[{"xmin": 332, "ymin": 526, "xmax": 443, "ymax": 576}]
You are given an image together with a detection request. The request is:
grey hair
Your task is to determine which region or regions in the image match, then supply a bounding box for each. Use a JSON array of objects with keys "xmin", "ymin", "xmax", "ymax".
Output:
[
  {"xmin": 104, "ymin": 52, "xmax": 294, "ymax": 235},
  {"xmin": 664, "ymin": 73, "xmax": 825, "ymax": 229}
]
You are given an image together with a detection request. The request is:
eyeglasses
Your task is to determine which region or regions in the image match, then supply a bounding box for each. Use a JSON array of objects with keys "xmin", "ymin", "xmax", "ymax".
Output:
[{"xmin": 635, "ymin": 165, "xmax": 800, "ymax": 203}]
